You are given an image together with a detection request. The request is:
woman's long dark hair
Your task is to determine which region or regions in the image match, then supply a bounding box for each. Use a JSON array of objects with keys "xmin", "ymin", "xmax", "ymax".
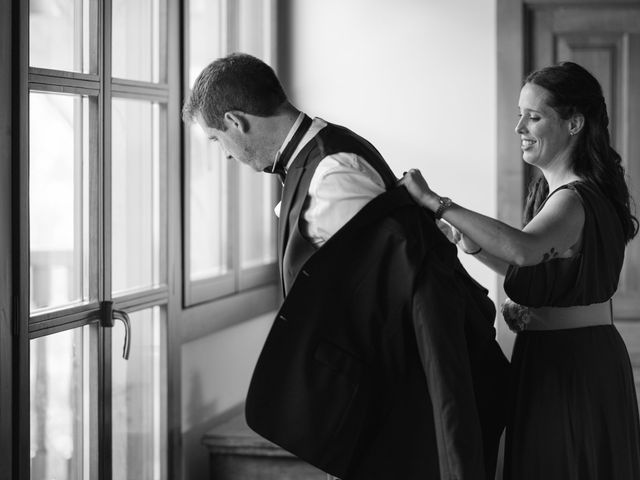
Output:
[{"xmin": 522, "ymin": 61, "xmax": 638, "ymax": 242}]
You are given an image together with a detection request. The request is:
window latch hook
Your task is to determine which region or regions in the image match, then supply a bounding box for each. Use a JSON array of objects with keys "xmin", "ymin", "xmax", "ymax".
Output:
[{"xmin": 99, "ymin": 300, "xmax": 132, "ymax": 360}]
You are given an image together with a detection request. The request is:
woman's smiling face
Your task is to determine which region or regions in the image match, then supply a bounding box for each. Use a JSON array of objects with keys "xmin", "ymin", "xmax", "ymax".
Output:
[{"xmin": 515, "ymin": 82, "xmax": 574, "ymax": 169}]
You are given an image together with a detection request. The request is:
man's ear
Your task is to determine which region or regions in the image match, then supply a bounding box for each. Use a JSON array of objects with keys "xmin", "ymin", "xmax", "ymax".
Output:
[
  {"xmin": 223, "ymin": 111, "xmax": 249, "ymax": 133},
  {"xmin": 569, "ymin": 113, "xmax": 585, "ymax": 136}
]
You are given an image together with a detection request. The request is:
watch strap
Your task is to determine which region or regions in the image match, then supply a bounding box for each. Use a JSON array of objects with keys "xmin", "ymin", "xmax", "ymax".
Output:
[{"xmin": 434, "ymin": 196, "xmax": 452, "ymax": 220}]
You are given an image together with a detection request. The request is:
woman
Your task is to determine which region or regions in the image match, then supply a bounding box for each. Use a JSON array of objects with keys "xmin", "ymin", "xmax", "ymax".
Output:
[{"xmin": 400, "ymin": 61, "xmax": 640, "ymax": 479}]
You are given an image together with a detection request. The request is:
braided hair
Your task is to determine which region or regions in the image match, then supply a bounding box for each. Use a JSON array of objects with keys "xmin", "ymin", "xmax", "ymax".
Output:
[{"xmin": 522, "ymin": 62, "xmax": 638, "ymax": 242}]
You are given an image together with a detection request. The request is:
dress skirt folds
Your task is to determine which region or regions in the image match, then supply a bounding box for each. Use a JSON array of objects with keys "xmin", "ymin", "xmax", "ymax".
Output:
[
  {"xmin": 504, "ymin": 326, "xmax": 640, "ymax": 479},
  {"xmin": 503, "ymin": 180, "xmax": 640, "ymax": 479}
]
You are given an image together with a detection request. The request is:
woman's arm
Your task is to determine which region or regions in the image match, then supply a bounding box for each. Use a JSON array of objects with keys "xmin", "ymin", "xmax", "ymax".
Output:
[
  {"xmin": 399, "ymin": 170, "xmax": 585, "ymax": 267},
  {"xmin": 464, "ymin": 246, "xmax": 511, "ymax": 276}
]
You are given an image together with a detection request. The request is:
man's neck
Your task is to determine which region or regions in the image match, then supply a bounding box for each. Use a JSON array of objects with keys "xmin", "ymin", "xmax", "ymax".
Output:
[{"xmin": 271, "ymin": 103, "xmax": 302, "ymax": 150}]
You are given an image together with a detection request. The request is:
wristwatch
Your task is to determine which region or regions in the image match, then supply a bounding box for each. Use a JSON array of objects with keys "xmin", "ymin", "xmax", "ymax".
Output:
[{"xmin": 434, "ymin": 196, "xmax": 452, "ymax": 220}]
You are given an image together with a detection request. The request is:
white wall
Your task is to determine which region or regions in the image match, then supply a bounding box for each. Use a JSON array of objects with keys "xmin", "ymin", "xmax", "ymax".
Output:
[
  {"xmin": 282, "ymin": 0, "xmax": 498, "ymax": 300},
  {"xmin": 181, "ymin": 313, "xmax": 274, "ymax": 480}
]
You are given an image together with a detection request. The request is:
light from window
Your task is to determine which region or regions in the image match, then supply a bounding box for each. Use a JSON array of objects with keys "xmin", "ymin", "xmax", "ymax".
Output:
[
  {"xmin": 29, "ymin": 0, "xmax": 91, "ymax": 72},
  {"xmin": 112, "ymin": 98, "xmax": 161, "ymax": 294},
  {"xmin": 188, "ymin": 0, "xmax": 222, "ymax": 87},
  {"xmin": 29, "ymin": 92, "xmax": 89, "ymax": 313},
  {"xmin": 30, "ymin": 326, "xmax": 91, "ymax": 480},
  {"xmin": 188, "ymin": 124, "xmax": 230, "ymax": 281},
  {"xmin": 112, "ymin": 0, "xmax": 161, "ymax": 82},
  {"xmin": 239, "ymin": 166, "xmax": 277, "ymax": 269},
  {"xmin": 112, "ymin": 307, "xmax": 167, "ymax": 480}
]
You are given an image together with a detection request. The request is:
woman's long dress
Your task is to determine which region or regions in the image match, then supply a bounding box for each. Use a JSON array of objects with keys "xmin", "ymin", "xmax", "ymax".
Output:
[{"xmin": 503, "ymin": 180, "xmax": 640, "ymax": 480}]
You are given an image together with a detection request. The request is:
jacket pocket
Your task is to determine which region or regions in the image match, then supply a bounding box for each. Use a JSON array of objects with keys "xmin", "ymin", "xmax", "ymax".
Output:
[{"xmin": 314, "ymin": 340, "xmax": 363, "ymax": 386}]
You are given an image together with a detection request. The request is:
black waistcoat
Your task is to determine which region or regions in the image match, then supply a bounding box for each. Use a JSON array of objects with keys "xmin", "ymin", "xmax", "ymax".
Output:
[{"xmin": 278, "ymin": 122, "xmax": 397, "ymax": 294}]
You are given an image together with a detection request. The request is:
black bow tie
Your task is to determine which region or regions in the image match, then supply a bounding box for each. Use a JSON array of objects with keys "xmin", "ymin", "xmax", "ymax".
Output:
[{"xmin": 263, "ymin": 114, "xmax": 313, "ymax": 185}]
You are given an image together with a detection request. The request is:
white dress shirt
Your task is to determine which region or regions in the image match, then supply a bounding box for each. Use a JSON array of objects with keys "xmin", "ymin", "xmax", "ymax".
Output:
[{"xmin": 273, "ymin": 113, "xmax": 386, "ymax": 248}]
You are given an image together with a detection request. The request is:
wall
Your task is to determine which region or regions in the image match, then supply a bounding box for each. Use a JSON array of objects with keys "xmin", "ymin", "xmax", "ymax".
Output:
[
  {"xmin": 280, "ymin": 0, "xmax": 499, "ymax": 302},
  {"xmin": 181, "ymin": 313, "xmax": 274, "ymax": 480}
]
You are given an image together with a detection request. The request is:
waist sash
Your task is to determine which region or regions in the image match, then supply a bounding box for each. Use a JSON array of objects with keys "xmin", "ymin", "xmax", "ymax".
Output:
[{"xmin": 525, "ymin": 300, "xmax": 613, "ymax": 331}]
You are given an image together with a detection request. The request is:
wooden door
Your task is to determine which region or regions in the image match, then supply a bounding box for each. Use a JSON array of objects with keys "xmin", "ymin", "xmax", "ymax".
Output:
[{"xmin": 530, "ymin": 5, "xmax": 640, "ymax": 320}]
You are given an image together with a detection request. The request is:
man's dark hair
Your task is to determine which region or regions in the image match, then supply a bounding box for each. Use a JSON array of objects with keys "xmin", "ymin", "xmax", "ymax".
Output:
[{"xmin": 182, "ymin": 52, "xmax": 288, "ymax": 130}]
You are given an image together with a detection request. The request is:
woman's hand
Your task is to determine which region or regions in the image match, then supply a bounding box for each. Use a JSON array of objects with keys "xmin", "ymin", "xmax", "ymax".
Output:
[
  {"xmin": 500, "ymin": 298, "xmax": 530, "ymax": 333},
  {"xmin": 436, "ymin": 219, "xmax": 457, "ymax": 243},
  {"xmin": 398, "ymin": 169, "xmax": 439, "ymax": 211},
  {"xmin": 437, "ymin": 220, "xmax": 481, "ymax": 254},
  {"xmin": 455, "ymin": 227, "xmax": 481, "ymax": 254}
]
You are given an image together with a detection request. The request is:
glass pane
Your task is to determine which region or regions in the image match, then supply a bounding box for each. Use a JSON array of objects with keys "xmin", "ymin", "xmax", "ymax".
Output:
[
  {"xmin": 188, "ymin": 0, "xmax": 222, "ymax": 87},
  {"xmin": 112, "ymin": 0, "xmax": 161, "ymax": 82},
  {"xmin": 112, "ymin": 307, "xmax": 167, "ymax": 480},
  {"xmin": 112, "ymin": 99, "xmax": 161, "ymax": 294},
  {"xmin": 237, "ymin": 0, "xmax": 266, "ymax": 58},
  {"xmin": 29, "ymin": 0, "xmax": 91, "ymax": 72},
  {"xmin": 30, "ymin": 92, "xmax": 89, "ymax": 313},
  {"xmin": 30, "ymin": 327, "xmax": 91, "ymax": 480},
  {"xmin": 189, "ymin": 124, "xmax": 230, "ymax": 280},
  {"xmin": 239, "ymin": 168, "xmax": 277, "ymax": 269}
]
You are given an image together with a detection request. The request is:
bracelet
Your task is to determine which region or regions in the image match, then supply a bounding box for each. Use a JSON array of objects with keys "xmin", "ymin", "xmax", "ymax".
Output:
[{"xmin": 464, "ymin": 247, "xmax": 482, "ymax": 255}]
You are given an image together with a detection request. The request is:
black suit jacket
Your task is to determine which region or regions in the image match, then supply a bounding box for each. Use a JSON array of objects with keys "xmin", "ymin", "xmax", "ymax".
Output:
[{"xmin": 245, "ymin": 187, "xmax": 510, "ymax": 479}]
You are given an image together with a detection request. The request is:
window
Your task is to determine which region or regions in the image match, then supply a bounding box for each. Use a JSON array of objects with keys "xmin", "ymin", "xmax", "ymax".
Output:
[
  {"xmin": 23, "ymin": 0, "xmax": 175, "ymax": 478},
  {"xmin": 2, "ymin": 0, "xmax": 280, "ymax": 477},
  {"xmin": 183, "ymin": 0, "xmax": 280, "ymax": 306}
]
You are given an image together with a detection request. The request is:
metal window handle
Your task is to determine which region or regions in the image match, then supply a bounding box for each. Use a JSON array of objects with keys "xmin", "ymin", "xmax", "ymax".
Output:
[{"xmin": 99, "ymin": 301, "xmax": 132, "ymax": 360}]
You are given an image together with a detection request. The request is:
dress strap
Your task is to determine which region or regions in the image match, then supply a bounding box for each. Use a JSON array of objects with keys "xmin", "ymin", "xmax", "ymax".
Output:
[{"xmin": 538, "ymin": 180, "xmax": 581, "ymax": 211}]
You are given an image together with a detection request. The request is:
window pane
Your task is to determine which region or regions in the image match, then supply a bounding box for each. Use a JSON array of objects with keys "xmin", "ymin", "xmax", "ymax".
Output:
[
  {"xmin": 30, "ymin": 92, "xmax": 89, "ymax": 313},
  {"xmin": 112, "ymin": 99, "xmax": 161, "ymax": 294},
  {"xmin": 30, "ymin": 327, "xmax": 92, "ymax": 480},
  {"xmin": 187, "ymin": 0, "xmax": 222, "ymax": 87},
  {"xmin": 189, "ymin": 124, "xmax": 230, "ymax": 280},
  {"xmin": 237, "ymin": 0, "xmax": 266, "ymax": 57},
  {"xmin": 112, "ymin": 0, "xmax": 161, "ymax": 82},
  {"xmin": 29, "ymin": 0, "xmax": 90, "ymax": 72},
  {"xmin": 239, "ymin": 168, "xmax": 277, "ymax": 269},
  {"xmin": 112, "ymin": 307, "xmax": 167, "ymax": 480}
]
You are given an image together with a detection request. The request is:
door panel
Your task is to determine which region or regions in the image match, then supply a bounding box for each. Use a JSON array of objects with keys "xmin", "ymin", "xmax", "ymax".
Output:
[{"xmin": 531, "ymin": 5, "xmax": 640, "ymax": 318}]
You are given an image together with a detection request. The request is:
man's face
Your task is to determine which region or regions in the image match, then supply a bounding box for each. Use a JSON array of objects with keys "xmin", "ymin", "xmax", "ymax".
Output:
[{"xmin": 195, "ymin": 113, "xmax": 273, "ymax": 172}]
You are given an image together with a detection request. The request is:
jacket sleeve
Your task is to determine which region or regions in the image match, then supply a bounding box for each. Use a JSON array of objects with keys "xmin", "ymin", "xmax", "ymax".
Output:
[{"xmin": 412, "ymin": 244, "xmax": 486, "ymax": 480}]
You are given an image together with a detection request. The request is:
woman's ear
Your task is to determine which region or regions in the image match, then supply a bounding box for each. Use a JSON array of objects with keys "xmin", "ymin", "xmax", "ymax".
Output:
[
  {"xmin": 569, "ymin": 113, "xmax": 585, "ymax": 136},
  {"xmin": 223, "ymin": 111, "xmax": 249, "ymax": 133}
]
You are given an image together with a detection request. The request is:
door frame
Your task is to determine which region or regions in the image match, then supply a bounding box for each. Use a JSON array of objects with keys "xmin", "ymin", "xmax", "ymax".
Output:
[
  {"xmin": 496, "ymin": 0, "xmax": 527, "ymax": 355},
  {"xmin": 0, "ymin": 0, "xmax": 20, "ymax": 478}
]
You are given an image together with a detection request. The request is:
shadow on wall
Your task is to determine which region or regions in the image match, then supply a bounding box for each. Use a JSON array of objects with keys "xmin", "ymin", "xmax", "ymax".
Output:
[
  {"xmin": 184, "ymin": 371, "xmax": 216, "ymax": 480},
  {"xmin": 183, "ymin": 372, "xmax": 245, "ymax": 480}
]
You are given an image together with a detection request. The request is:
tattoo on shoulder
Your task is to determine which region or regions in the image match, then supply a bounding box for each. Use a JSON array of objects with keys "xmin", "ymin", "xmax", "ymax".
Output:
[{"xmin": 541, "ymin": 247, "xmax": 559, "ymax": 262}]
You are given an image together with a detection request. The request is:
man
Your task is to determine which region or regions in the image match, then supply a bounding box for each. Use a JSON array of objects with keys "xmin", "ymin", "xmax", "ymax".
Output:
[
  {"xmin": 183, "ymin": 53, "xmax": 509, "ymax": 480},
  {"xmin": 182, "ymin": 53, "xmax": 391, "ymax": 280}
]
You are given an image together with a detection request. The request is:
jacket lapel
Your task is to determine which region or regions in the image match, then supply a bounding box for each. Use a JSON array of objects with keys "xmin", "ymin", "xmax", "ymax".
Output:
[{"xmin": 277, "ymin": 145, "xmax": 315, "ymax": 283}]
